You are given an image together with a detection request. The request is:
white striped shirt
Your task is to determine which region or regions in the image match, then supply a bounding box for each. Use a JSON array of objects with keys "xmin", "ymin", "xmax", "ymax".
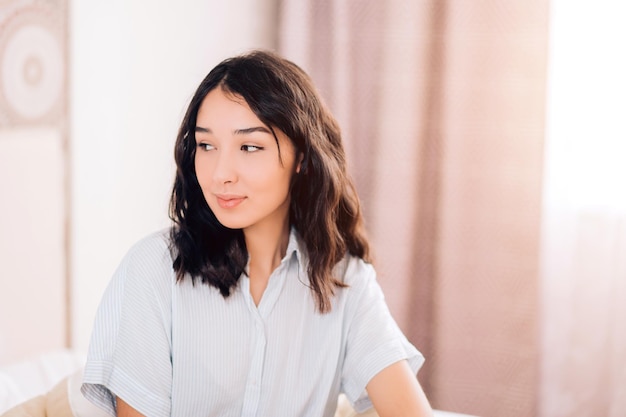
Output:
[{"xmin": 81, "ymin": 229, "xmax": 423, "ymax": 417}]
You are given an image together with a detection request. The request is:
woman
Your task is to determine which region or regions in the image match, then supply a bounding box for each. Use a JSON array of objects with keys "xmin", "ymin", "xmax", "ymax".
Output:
[{"xmin": 82, "ymin": 50, "xmax": 432, "ymax": 417}]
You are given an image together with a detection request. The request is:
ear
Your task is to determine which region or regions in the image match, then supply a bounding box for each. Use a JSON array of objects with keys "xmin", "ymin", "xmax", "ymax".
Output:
[{"xmin": 295, "ymin": 152, "xmax": 305, "ymax": 174}]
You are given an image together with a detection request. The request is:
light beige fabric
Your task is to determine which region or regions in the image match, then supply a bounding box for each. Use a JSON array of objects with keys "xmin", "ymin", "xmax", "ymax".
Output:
[
  {"xmin": 0, "ymin": 396, "xmax": 47, "ymax": 417},
  {"xmin": 0, "ymin": 376, "xmax": 71, "ymax": 417},
  {"xmin": 334, "ymin": 394, "xmax": 379, "ymax": 417}
]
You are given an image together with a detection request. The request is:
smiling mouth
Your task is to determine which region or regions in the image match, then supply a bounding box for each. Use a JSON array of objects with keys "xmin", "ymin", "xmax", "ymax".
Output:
[{"xmin": 216, "ymin": 196, "xmax": 246, "ymax": 209}]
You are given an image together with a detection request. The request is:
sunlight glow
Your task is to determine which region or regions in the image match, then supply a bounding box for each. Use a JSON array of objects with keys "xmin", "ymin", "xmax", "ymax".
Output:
[{"xmin": 545, "ymin": 1, "xmax": 626, "ymax": 211}]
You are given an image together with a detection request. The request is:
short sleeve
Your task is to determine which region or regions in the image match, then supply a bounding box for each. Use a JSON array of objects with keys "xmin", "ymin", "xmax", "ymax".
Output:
[
  {"xmin": 340, "ymin": 259, "xmax": 425, "ymax": 413},
  {"xmin": 81, "ymin": 232, "xmax": 173, "ymax": 417}
]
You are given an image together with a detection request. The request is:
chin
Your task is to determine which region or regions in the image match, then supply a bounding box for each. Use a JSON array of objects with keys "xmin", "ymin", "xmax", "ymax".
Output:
[
  {"xmin": 219, "ymin": 223, "xmax": 247, "ymax": 231},
  {"xmin": 213, "ymin": 215, "xmax": 250, "ymax": 231}
]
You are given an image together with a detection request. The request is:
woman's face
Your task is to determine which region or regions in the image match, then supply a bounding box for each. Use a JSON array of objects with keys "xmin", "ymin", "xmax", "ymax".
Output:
[{"xmin": 194, "ymin": 87, "xmax": 299, "ymax": 233}]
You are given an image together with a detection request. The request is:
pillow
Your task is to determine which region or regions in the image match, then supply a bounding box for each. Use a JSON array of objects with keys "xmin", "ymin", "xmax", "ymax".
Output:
[
  {"xmin": 0, "ymin": 373, "xmax": 71, "ymax": 417},
  {"xmin": 0, "ymin": 395, "xmax": 46, "ymax": 417},
  {"xmin": 0, "ymin": 350, "xmax": 85, "ymax": 403},
  {"xmin": 0, "ymin": 372, "xmax": 24, "ymax": 414}
]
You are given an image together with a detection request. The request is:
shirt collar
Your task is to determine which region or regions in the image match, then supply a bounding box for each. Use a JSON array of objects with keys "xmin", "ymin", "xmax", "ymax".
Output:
[
  {"xmin": 286, "ymin": 226, "xmax": 307, "ymax": 277},
  {"xmin": 240, "ymin": 227, "xmax": 307, "ymax": 316},
  {"xmin": 243, "ymin": 227, "xmax": 306, "ymax": 277}
]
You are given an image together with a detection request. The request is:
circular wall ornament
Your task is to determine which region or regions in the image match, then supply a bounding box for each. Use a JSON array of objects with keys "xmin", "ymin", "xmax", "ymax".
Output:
[
  {"xmin": 0, "ymin": 4, "xmax": 66, "ymax": 125},
  {"xmin": 1, "ymin": 23, "xmax": 63, "ymax": 120}
]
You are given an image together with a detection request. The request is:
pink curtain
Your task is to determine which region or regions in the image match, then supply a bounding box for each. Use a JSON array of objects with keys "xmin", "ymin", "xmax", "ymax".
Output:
[{"xmin": 278, "ymin": 1, "xmax": 548, "ymax": 416}]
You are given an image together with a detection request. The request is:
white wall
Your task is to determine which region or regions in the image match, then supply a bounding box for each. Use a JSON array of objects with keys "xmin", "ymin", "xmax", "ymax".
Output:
[{"xmin": 70, "ymin": 0, "xmax": 278, "ymax": 351}]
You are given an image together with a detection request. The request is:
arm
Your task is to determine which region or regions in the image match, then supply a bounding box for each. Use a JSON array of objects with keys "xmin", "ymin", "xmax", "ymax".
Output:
[
  {"xmin": 116, "ymin": 397, "xmax": 146, "ymax": 417},
  {"xmin": 82, "ymin": 235, "xmax": 173, "ymax": 417},
  {"xmin": 366, "ymin": 360, "xmax": 433, "ymax": 417}
]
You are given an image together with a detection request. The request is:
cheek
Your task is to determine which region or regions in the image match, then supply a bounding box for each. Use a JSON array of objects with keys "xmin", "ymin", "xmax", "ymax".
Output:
[
  {"xmin": 267, "ymin": 171, "xmax": 296, "ymax": 201},
  {"xmin": 194, "ymin": 156, "xmax": 212, "ymax": 184}
]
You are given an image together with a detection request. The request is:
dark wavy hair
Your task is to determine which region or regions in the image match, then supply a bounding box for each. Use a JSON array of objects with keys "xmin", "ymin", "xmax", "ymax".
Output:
[{"xmin": 169, "ymin": 50, "xmax": 370, "ymax": 313}]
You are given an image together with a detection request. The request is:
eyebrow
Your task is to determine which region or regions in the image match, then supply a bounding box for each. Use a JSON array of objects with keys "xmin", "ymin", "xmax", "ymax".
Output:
[{"xmin": 194, "ymin": 126, "xmax": 272, "ymax": 135}]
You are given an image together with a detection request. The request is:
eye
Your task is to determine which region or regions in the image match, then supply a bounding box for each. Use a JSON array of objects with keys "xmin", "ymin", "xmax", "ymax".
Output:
[
  {"xmin": 197, "ymin": 142, "xmax": 215, "ymax": 151},
  {"xmin": 241, "ymin": 145, "xmax": 263, "ymax": 153}
]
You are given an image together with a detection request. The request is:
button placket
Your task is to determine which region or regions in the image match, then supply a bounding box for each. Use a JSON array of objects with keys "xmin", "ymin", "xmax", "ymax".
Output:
[{"xmin": 240, "ymin": 313, "xmax": 266, "ymax": 417}]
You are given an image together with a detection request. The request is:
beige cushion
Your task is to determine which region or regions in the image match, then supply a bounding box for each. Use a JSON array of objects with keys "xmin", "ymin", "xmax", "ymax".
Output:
[
  {"xmin": 0, "ymin": 375, "xmax": 71, "ymax": 417},
  {"xmin": 334, "ymin": 394, "xmax": 379, "ymax": 417}
]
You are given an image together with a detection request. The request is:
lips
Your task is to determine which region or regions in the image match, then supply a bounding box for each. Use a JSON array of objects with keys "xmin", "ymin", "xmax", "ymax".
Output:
[{"xmin": 215, "ymin": 194, "xmax": 246, "ymax": 209}]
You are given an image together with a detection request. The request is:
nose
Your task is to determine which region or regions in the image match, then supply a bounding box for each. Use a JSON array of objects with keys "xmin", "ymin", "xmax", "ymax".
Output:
[{"xmin": 212, "ymin": 149, "xmax": 238, "ymax": 184}]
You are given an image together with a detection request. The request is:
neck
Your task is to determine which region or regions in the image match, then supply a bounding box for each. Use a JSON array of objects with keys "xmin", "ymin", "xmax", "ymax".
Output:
[{"xmin": 244, "ymin": 220, "xmax": 291, "ymax": 277}]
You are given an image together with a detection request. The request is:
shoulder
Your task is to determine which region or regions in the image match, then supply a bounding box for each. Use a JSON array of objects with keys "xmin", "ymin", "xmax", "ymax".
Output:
[
  {"xmin": 117, "ymin": 229, "xmax": 174, "ymax": 276},
  {"xmin": 337, "ymin": 254, "xmax": 377, "ymax": 288},
  {"xmin": 333, "ymin": 254, "xmax": 384, "ymax": 312},
  {"xmin": 123, "ymin": 228, "xmax": 173, "ymax": 264},
  {"xmin": 111, "ymin": 228, "xmax": 175, "ymax": 295}
]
